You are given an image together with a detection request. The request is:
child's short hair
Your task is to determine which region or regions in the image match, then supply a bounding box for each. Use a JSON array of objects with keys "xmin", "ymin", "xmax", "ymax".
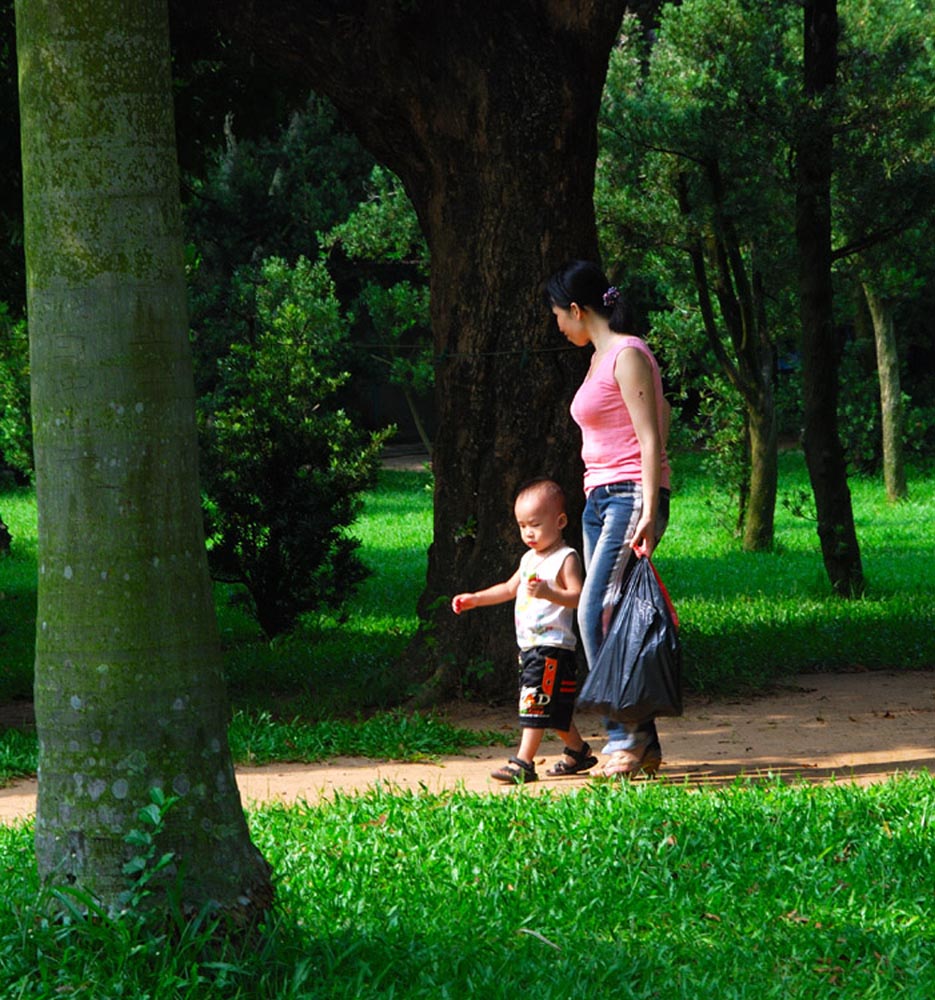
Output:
[{"xmin": 515, "ymin": 477, "xmax": 567, "ymax": 512}]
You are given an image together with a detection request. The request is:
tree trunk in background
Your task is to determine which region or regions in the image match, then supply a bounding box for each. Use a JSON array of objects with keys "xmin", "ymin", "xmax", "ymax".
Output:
[
  {"xmin": 795, "ymin": 0, "xmax": 864, "ymax": 596},
  {"xmin": 678, "ymin": 171, "xmax": 778, "ymax": 552},
  {"xmin": 744, "ymin": 390, "xmax": 778, "ymax": 551},
  {"xmin": 17, "ymin": 0, "xmax": 272, "ymax": 914},
  {"xmin": 862, "ymin": 284, "xmax": 907, "ymax": 502},
  {"xmin": 742, "ymin": 267, "xmax": 778, "ymax": 553},
  {"xmin": 188, "ymin": 1, "xmax": 627, "ymax": 697}
]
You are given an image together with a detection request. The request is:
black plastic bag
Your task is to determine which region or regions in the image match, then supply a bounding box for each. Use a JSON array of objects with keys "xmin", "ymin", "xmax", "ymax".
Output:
[{"xmin": 577, "ymin": 554, "xmax": 682, "ymax": 722}]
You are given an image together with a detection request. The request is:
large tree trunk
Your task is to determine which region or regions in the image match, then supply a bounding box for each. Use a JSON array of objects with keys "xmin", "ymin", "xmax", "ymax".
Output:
[
  {"xmin": 187, "ymin": 2, "xmax": 627, "ymax": 697},
  {"xmin": 17, "ymin": 0, "xmax": 272, "ymax": 914},
  {"xmin": 862, "ymin": 283, "xmax": 907, "ymax": 502},
  {"xmin": 795, "ymin": 0, "xmax": 864, "ymax": 596}
]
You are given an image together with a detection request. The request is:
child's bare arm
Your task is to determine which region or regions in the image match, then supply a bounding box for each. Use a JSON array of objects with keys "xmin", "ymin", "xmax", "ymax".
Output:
[
  {"xmin": 526, "ymin": 552, "xmax": 583, "ymax": 608},
  {"xmin": 452, "ymin": 569, "xmax": 521, "ymax": 614}
]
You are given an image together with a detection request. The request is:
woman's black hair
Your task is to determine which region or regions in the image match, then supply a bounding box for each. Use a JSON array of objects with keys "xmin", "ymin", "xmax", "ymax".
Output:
[{"xmin": 546, "ymin": 259, "xmax": 630, "ymax": 333}]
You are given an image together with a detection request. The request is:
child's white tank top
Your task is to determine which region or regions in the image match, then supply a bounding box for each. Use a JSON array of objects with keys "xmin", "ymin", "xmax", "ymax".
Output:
[{"xmin": 514, "ymin": 545, "xmax": 578, "ymax": 651}]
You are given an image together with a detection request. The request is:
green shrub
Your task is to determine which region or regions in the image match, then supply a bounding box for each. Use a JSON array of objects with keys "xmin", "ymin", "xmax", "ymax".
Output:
[{"xmin": 199, "ymin": 256, "xmax": 391, "ymax": 638}]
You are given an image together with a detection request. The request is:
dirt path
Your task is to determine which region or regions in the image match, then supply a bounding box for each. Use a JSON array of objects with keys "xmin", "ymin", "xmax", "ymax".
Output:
[{"xmin": 2, "ymin": 670, "xmax": 933, "ymax": 824}]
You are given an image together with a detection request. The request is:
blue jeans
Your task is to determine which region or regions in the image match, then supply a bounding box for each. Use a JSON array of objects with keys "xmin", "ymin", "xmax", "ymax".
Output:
[{"xmin": 579, "ymin": 482, "xmax": 670, "ymax": 754}]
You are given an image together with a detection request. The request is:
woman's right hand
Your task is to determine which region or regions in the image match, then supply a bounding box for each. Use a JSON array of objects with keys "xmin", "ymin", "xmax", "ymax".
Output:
[{"xmin": 628, "ymin": 518, "xmax": 656, "ymax": 557}]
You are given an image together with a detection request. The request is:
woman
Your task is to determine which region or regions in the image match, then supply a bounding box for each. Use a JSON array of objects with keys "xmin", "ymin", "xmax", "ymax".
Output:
[{"xmin": 547, "ymin": 260, "xmax": 672, "ymax": 778}]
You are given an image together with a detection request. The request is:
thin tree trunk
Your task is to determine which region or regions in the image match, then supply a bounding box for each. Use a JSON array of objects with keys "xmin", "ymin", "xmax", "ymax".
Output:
[
  {"xmin": 17, "ymin": 0, "xmax": 272, "ymax": 914},
  {"xmin": 862, "ymin": 283, "xmax": 907, "ymax": 502},
  {"xmin": 677, "ymin": 171, "xmax": 778, "ymax": 551},
  {"xmin": 744, "ymin": 393, "xmax": 778, "ymax": 551},
  {"xmin": 795, "ymin": 0, "xmax": 864, "ymax": 595},
  {"xmin": 742, "ymin": 269, "xmax": 778, "ymax": 551}
]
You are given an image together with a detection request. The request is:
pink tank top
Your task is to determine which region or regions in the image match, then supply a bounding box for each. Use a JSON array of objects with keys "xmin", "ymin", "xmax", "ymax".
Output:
[{"xmin": 570, "ymin": 336, "xmax": 671, "ymax": 494}]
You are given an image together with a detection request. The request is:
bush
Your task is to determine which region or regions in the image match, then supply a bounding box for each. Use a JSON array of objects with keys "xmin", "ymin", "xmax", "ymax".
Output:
[
  {"xmin": 0, "ymin": 303, "xmax": 32, "ymax": 482},
  {"xmin": 198, "ymin": 255, "xmax": 391, "ymax": 637}
]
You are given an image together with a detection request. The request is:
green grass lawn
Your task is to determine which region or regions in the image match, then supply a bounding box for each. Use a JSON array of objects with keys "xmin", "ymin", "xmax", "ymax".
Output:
[
  {"xmin": 661, "ymin": 451, "xmax": 935, "ymax": 691},
  {"xmin": 0, "ymin": 457, "xmax": 933, "ymax": 996},
  {"xmin": 1, "ymin": 776, "xmax": 933, "ymax": 997}
]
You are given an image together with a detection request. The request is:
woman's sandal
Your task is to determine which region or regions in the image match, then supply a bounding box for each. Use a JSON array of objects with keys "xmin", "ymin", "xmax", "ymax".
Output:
[
  {"xmin": 545, "ymin": 741, "xmax": 599, "ymax": 777},
  {"xmin": 599, "ymin": 741, "xmax": 663, "ymax": 780},
  {"xmin": 491, "ymin": 756, "xmax": 538, "ymax": 784}
]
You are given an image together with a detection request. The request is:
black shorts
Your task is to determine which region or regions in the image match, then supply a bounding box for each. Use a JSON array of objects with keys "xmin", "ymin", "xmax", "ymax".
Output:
[{"xmin": 517, "ymin": 645, "xmax": 578, "ymax": 731}]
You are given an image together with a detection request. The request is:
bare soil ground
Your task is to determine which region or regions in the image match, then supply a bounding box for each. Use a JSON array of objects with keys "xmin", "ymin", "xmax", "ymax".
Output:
[{"xmin": 2, "ymin": 669, "xmax": 933, "ymax": 824}]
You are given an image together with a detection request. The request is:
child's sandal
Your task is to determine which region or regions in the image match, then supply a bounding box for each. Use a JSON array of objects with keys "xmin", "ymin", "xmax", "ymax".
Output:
[
  {"xmin": 491, "ymin": 756, "xmax": 538, "ymax": 784},
  {"xmin": 545, "ymin": 742, "xmax": 598, "ymax": 776}
]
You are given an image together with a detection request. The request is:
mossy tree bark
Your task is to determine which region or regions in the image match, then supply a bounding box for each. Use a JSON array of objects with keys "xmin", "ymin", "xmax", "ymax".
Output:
[{"xmin": 16, "ymin": 0, "xmax": 272, "ymax": 914}]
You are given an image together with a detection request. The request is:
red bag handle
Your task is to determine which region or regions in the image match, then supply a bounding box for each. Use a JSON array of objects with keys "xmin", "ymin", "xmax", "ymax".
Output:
[{"xmin": 633, "ymin": 546, "xmax": 680, "ymax": 630}]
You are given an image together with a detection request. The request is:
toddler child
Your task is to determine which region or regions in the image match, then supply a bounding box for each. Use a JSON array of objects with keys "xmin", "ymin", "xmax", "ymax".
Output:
[{"xmin": 451, "ymin": 478, "xmax": 597, "ymax": 783}]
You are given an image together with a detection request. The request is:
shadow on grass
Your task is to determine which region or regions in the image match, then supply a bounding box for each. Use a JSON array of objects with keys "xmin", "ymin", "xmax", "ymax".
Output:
[{"xmin": 0, "ymin": 566, "xmax": 37, "ymax": 704}]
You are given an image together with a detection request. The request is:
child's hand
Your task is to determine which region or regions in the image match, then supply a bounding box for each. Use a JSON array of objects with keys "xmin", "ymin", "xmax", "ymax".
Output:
[
  {"xmin": 451, "ymin": 593, "xmax": 475, "ymax": 614},
  {"xmin": 526, "ymin": 575, "xmax": 549, "ymax": 599}
]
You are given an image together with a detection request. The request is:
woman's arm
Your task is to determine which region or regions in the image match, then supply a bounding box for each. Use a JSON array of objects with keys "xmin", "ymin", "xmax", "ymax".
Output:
[{"xmin": 616, "ymin": 347, "xmax": 662, "ymax": 556}]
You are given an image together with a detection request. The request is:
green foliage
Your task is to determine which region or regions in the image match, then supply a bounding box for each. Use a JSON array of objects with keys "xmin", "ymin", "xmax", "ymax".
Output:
[
  {"xmin": 2, "ymin": 777, "xmax": 933, "ymax": 997},
  {"xmin": 322, "ymin": 166, "xmax": 426, "ymax": 266},
  {"xmin": 835, "ymin": 0, "xmax": 935, "ymax": 273},
  {"xmin": 0, "ymin": 486, "xmax": 38, "ymax": 702},
  {"xmin": 905, "ymin": 400, "xmax": 935, "ymax": 467},
  {"xmin": 598, "ymin": 2, "xmax": 800, "ymax": 534},
  {"xmin": 689, "ymin": 376, "xmax": 750, "ymax": 535},
  {"xmin": 183, "ymin": 93, "xmax": 375, "ymax": 291},
  {"xmin": 218, "ymin": 469, "xmax": 434, "ymax": 716},
  {"xmin": 598, "ymin": 2, "xmax": 800, "ymax": 292},
  {"xmin": 0, "ymin": 304, "xmax": 31, "ymax": 481},
  {"xmin": 181, "ymin": 100, "xmax": 415, "ymax": 639},
  {"xmin": 119, "ymin": 787, "xmax": 181, "ymax": 912},
  {"xmin": 0, "ymin": 8, "xmax": 24, "ymax": 315},
  {"xmin": 358, "ymin": 281, "xmax": 433, "ymax": 394},
  {"xmin": 837, "ymin": 337, "xmax": 884, "ymax": 474},
  {"xmin": 322, "ymin": 166, "xmax": 433, "ymax": 449},
  {"xmin": 199, "ymin": 255, "xmax": 391, "ymax": 638},
  {"xmin": 834, "ymin": 332, "xmax": 935, "ymax": 478},
  {"xmin": 598, "ymin": 0, "xmax": 935, "ymax": 525},
  {"xmin": 184, "ymin": 95, "xmax": 376, "ymax": 413}
]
